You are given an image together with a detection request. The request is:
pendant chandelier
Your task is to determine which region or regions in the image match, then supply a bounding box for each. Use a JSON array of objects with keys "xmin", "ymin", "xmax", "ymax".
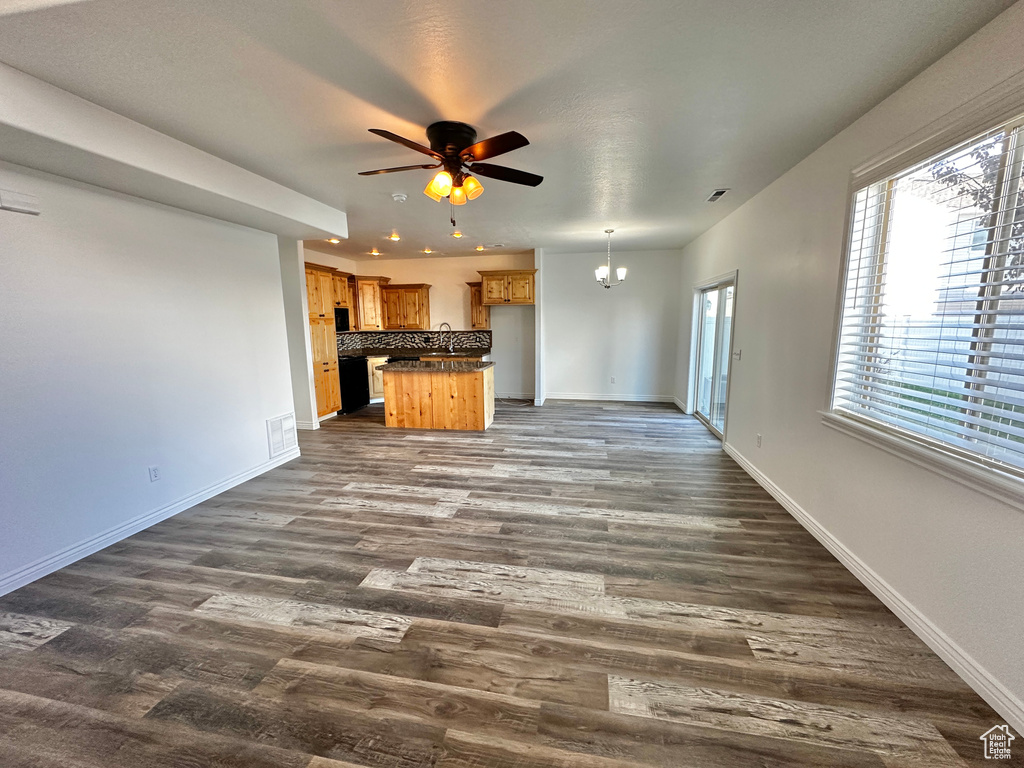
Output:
[{"xmin": 595, "ymin": 229, "xmax": 627, "ymax": 288}]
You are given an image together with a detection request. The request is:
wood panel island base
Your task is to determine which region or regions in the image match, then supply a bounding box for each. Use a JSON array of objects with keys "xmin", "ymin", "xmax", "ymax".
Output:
[{"xmin": 379, "ymin": 360, "xmax": 495, "ymax": 430}]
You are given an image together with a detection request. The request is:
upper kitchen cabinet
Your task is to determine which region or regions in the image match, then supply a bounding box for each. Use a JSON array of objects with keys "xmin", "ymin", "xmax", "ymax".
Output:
[
  {"xmin": 478, "ymin": 269, "xmax": 536, "ymax": 305},
  {"xmin": 382, "ymin": 284, "xmax": 431, "ymax": 330},
  {"xmin": 305, "ymin": 263, "xmax": 340, "ymax": 319},
  {"xmin": 466, "ymin": 282, "xmax": 490, "ymax": 330},
  {"xmin": 332, "ymin": 271, "xmax": 351, "ymax": 309},
  {"xmin": 353, "ymin": 276, "xmax": 390, "ymax": 331}
]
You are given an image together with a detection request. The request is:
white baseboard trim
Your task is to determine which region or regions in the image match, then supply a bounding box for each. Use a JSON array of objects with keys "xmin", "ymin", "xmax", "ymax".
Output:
[
  {"xmin": 672, "ymin": 396, "xmax": 688, "ymax": 413},
  {"xmin": 318, "ymin": 412, "xmax": 337, "ymax": 423},
  {"xmin": 296, "ymin": 420, "xmax": 319, "ymax": 431},
  {"xmin": 496, "ymin": 392, "xmax": 535, "ymax": 400},
  {"xmin": 545, "ymin": 392, "xmax": 676, "ymax": 403},
  {"xmin": 723, "ymin": 441, "xmax": 1024, "ymax": 734},
  {"xmin": 534, "ymin": 397, "xmax": 546, "ymax": 406},
  {"xmin": 0, "ymin": 448, "xmax": 301, "ymax": 597},
  {"xmin": 369, "ymin": 397, "xmax": 384, "ymax": 404}
]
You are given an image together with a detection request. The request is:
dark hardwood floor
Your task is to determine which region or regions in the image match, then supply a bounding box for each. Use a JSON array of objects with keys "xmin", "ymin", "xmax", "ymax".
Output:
[{"xmin": 0, "ymin": 401, "xmax": 1010, "ymax": 767}]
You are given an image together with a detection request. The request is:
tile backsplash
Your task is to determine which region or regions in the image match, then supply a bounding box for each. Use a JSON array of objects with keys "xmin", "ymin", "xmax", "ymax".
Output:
[{"xmin": 337, "ymin": 330, "xmax": 491, "ymax": 353}]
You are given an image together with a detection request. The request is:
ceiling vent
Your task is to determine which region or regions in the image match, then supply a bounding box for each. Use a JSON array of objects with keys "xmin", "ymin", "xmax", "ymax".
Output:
[{"xmin": 706, "ymin": 188, "xmax": 730, "ymax": 203}]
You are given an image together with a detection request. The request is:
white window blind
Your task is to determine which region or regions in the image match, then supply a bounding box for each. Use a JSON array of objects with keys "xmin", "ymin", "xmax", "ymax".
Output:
[{"xmin": 832, "ymin": 114, "xmax": 1024, "ymax": 476}]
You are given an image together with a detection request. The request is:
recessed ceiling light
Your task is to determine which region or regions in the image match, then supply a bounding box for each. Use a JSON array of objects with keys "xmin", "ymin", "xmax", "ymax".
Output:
[
  {"xmin": 370, "ymin": 247, "xmax": 380, "ymax": 256},
  {"xmin": 388, "ymin": 232, "xmax": 401, "ymax": 241},
  {"xmin": 490, "ymin": 243, "xmax": 505, "ymax": 248},
  {"xmin": 451, "ymin": 231, "xmax": 463, "ymax": 238},
  {"xmin": 475, "ymin": 245, "xmax": 485, "ymax": 251},
  {"xmin": 423, "ymin": 248, "xmax": 432, "ymax": 254},
  {"xmin": 326, "ymin": 238, "xmax": 341, "ymax": 244}
]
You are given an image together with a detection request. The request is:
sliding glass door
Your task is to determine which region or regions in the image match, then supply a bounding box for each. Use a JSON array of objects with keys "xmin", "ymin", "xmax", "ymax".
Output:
[{"xmin": 695, "ymin": 282, "xmax": 734, "ymax": 437}]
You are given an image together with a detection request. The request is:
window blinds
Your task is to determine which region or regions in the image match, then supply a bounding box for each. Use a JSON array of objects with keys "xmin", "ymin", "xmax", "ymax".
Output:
[{"xmin": 833, "ymin": 115, "xmax": 1024, "ymax": 475}]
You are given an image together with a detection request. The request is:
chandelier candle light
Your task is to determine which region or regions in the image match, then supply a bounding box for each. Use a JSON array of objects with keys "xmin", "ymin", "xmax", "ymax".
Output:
[{"xmin": 596, "ymin": 229, "xmax": 627, "ymax": 288}]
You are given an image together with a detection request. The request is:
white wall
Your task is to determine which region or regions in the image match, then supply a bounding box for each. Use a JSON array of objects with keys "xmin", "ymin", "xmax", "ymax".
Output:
[
  {"xmin": 675, "ymin": 4, "xmax": 1024, "ymax": 727},
  {"xmin": 543, "ymin": 249, "xmax": 681, "ymax": 401},
  {"xmin": 304, "ymin": 250, "xmax": 537, "ymax": 398},
  {"xmin": 0, "ymin": 161, "xmax": 298, "ymax": 593}
]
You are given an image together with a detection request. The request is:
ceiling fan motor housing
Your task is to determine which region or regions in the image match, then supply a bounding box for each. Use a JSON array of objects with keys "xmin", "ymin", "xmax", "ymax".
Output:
[{"xmin": 426, "ymin": 121, "xmax": 478, "ymax": 156}]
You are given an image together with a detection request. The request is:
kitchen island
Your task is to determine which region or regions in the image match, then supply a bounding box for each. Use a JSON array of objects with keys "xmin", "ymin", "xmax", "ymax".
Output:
[{"xmin": 378, "ymin": 360, "xmax": 494, "ymax": 431}]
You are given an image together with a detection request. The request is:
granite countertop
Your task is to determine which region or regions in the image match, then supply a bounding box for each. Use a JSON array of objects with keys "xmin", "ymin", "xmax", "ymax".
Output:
[{"xmin": 376, "ymin": 360, "xmax": 495, "ymax": 372}]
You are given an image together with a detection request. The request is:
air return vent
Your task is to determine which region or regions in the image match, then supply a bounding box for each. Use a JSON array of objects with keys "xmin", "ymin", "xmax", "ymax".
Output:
[
  {"xmin": 267, "ymin": 413, "xmax": 297, "ymax": 459},
  {"xmin": 706, "ymin": 188, "xmax": 730, "ymax": 203}
]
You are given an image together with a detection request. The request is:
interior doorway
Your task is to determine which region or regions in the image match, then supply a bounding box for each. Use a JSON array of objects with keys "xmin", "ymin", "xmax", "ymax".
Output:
[{"xmin": 694, "ymin": 279, "xmax": 735, "ymax": 438}]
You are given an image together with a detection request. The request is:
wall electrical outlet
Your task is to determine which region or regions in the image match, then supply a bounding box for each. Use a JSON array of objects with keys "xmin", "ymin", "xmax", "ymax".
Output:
[
  {"xmin": 756, "ymin": 434, "xmax": 762, "ymax": 448},
  {"xmin": 610, "ymin": 376, "xmax": 616, "ymax": 384},
  {"xmin": 148, "ymin": 465, "xmax": 161, "ymax": 482}
]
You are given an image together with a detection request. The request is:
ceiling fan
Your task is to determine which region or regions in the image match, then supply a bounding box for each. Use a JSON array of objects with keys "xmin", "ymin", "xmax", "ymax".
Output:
[{"xmin": 358, "ymin": 121, "xmax": 543, "ymax": 211}]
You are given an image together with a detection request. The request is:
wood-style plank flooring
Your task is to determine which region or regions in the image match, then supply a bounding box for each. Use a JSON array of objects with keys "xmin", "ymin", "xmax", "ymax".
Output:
[{"xmin": 0, "ymin": 401, "xmax": 1010, "ymax": 767}]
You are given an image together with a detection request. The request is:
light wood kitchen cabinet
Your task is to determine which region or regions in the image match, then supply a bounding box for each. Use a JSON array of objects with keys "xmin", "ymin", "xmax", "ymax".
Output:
[
  {"xmin": 382, "ymin": 284, "xmax": 431, "ymax": 330},
  {"xmin": 367, "ymin": 356, "xmax": 387, "ymax": 400},
  {"xmin": 466, "ymin": 282, "xmax": 490, "ymax": 329},
  {"xmin": 305, "ymin": 263, "xmax": 342, "ymax": 318},
  {"xmin": 332, "ymin": 272, "xmax": 351, "ymax": 309},
  {"xmin": 353, "ymin": 276, "xmax": 389, "ymax": 331},
  {"xmin": 478, "ymin": 269, "xmax": 536, "ymax": 305},
  {"xmin": 305, "ymin": 267, "xmax": 322, "ymax": 319},
  {"xmin": 315, "ymin": 359, "xmax": 341, "ymax": 416}
]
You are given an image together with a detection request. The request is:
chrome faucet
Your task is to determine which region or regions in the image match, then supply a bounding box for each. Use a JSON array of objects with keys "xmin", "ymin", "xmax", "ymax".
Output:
[{"xmin": 438, "ymin": 322, "xmax": 455, "ymax": 354}]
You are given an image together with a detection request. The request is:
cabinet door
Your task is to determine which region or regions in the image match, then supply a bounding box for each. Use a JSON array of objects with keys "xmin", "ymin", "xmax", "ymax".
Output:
[
  {"xmin": 314, "ymin": 367, "xmax": 328, "ymax": 417},
  {"xmin": 332, "ymin": 274, "xmax": 349, "ymax": 308},
  {"xmin": 507, "ymin": 273, "xmax": 534, "ymax": 304},
  {"xmin": 358, "ymin": 281, "xmax": 382, "ymax": 330},
  {"xmin": 401, "ymin": 288, "xmax": 427, "ymax": 330},
  {"xmin": 382, "ymin": 287, "xmax": 403, "ymax": 329},
  {"xmin": 481, "ymin": 275, "xmax": 507, "ymax": 305},
  {"xmin": 325, "ymin": 361, "xmax": 341, "ymax": 413},
  {"xmin": 305, "ymin": 269, "xmax": 321, "ymax": 318},
  {"xmin": 317, "ymin": 272, "xmax": 335, "ymax": 316},
  {"xmin": 469, "ymin": 284, "xmax": 490, "ymax": 329},
  {"xmin": 367, "ymin": 356, "xmax": 386, "ymax": 399}
]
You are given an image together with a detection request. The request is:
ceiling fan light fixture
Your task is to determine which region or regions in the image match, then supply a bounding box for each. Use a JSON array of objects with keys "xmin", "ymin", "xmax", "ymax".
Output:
[
  {"xmin": 450, "ymin": 186, "xmax": 467, "ymax": 206},
  {"xmin": 423, "ymin": 179, "xmax": 444, "ymax": 202},
  {"xmin": 425, "ymin": 170, "xmax": 453, "ymax": 199},
  {"xmin": 463, "ymin": 175, "xmax": 484, "ymax": 200}
]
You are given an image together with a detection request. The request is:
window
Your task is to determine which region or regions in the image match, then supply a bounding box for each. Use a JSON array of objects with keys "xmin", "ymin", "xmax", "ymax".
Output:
[{"xmin": 831, "ymin": 114, "xmax": 1024, "ymax": 478}]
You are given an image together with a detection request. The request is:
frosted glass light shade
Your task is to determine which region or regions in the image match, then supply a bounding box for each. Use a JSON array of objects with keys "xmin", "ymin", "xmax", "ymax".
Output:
[
  {"xmin": 425, "ymin": 170, "xmax": 453, "ymax": 200},
  {"xmin": 616, "ymin": 267, "xmax": 627, "ymax": 281},
  {"xmin": 450, "ymin": 186, "xmax": 467, "ymax": 205},
  {"xmin": 463, "ymin": 175, "xmax": 484, "ymax": 199},
  {"xmin": 595, "ymin": 265, "xmax": 609, "ymax": 281},
  {"xmin": 423, "ymin": 179, "xmax": 443, "ymax": 202}
]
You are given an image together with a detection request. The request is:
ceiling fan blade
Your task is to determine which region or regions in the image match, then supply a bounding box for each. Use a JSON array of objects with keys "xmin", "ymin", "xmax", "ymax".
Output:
[
  {"xmin": 460, "ymin": 131, "xmax": 529, "ymax": 162},
  {"xmin": 368, "ymin": 128, "xmax": 443, "ymax": 159},
  {"xmin": 358, "ymin": 163, "xmax": 440, "ymax": 176},
  {"xmin": 468, "ymin": 162, "xmax": 543, "ymax": 187}
]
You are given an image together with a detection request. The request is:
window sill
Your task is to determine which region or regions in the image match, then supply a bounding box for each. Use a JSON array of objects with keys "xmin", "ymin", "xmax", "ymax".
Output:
[{"xmin": 819, "ymin": 410, "xmax": 1024, "ymax": 512}]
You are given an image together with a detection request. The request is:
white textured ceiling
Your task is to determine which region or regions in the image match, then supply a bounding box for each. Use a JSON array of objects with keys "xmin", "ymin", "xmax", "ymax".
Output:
[{"xmin": 0, "ymin": 0, "xmax": 1013, "ymax": 259}]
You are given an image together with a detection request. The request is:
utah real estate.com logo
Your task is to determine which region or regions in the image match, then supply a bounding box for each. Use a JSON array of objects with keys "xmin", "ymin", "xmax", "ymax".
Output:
[{"xmin": 980, "ymin": 725, "xmax": 1015, "ymax": 760}]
